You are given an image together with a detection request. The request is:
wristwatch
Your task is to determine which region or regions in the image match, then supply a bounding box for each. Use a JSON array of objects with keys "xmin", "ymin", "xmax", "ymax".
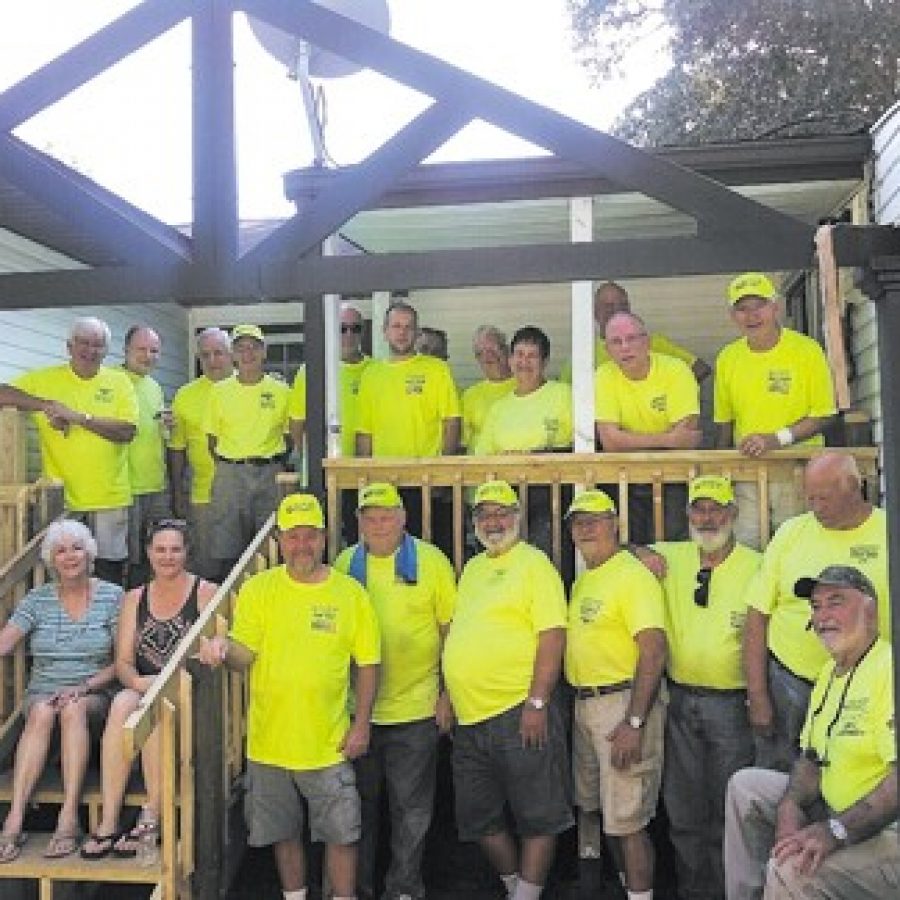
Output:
[
  {"xmin": 827, "ymin": 817, "xmax": 848, "ymax": 843},
  {"xmin": 526, "ymin": 696, "xmax": 546, "ymax": 711},
  {"xmin": 627, "ymin": 714, "xmax": 644, "ymax": 730}
]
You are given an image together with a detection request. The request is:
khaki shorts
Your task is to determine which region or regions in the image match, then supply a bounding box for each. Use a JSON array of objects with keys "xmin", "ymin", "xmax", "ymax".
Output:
[
  {"xmin": 244, "ymin": 760, "xmax": 360, "ymax": 848},
  {"xmin": 85, "ymin": 507, "xmax": 129, "ymax": 562},
  {"xmin": 572, "ymin": 688, "xmax": 665, "ymax": 837}
]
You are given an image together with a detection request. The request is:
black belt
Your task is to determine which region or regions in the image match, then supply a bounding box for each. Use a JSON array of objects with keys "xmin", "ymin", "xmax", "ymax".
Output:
[
  {"xmin": 669, "ymin": 680, "xmax": 746, "ymax": 698},
  {"xmin": 573, "ymin": 680, "xmax": 631, "ymax": 699},
  {"xmin": 215, "ymin": 453, "xmax": 285, "ymax": 467},
  {"xmin": 768, "ymin": 651, "xmax": 815, "ymax": 688}
]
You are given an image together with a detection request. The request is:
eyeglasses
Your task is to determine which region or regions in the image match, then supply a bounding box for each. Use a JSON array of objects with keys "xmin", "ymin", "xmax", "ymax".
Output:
[
  {"xmin": 694, "ymin": 568, "xmax": 712, "ymax": 607},
  {"xmin": 146, "ymin": 517, "xmax": 188, "ymax": 539},
  {"xmin": 341, "ymin": 322, "xmax": 362, "ymax": 334}
]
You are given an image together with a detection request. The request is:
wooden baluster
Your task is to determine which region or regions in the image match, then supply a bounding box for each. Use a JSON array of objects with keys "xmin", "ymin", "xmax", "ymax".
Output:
[
  {"xmin": 551, "ymin": 479, "xmax": 562, "ymax": 569},
  {"xmin": 421, "ymin": 476, "xmax": 433, "ymax": 542},
  {"xmin": 652, "ymin": 471, "xmax": 664, "ymax": 541},
  {"xmin": 618, "ymin": 469, "xmax": 630, "ymax": 543},
  {"xmin": 452, "ymin": 476, "xmax": 464, "ymax": 576},
  {"xmin": 180, "ymin": 669, "xmax": 196, "ymax": 879}
]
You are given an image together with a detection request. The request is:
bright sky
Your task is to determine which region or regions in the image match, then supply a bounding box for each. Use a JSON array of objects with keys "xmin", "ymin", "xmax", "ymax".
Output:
[{"xmin": 1, "ymin": 1, "xmax": 666, "ymax": 224}]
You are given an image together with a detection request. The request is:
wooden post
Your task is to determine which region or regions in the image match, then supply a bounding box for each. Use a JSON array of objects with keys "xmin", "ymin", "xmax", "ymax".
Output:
[{"xmin": 0, "ymin": 410, "xmax": 27, "ymax": 485}]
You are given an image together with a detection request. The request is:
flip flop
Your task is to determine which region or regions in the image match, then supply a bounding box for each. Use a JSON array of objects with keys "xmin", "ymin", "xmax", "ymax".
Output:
[
  {"xmin": 0, "ymin": 832, "xmax": 27, "ymax": 864},
  {"xmin": 80, "ymin": 831, "xmax": 122, "ymax": 860},
  {"xmin": 43, "ymin": 829, "xmax": 81, "ymax": 859}
]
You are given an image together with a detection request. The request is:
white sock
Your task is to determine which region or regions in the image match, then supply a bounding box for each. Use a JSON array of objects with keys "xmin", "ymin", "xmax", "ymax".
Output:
[
  {"xmin": 512, "ymin": 877, "xmax": 543, "ymax": 900},
  {"xmin": 283, "ymin": 891, "xmax": 307, "ymax": 900},
  {"xmin": 502, "ymin": 872, "xmax": 519, "ymax": 898},
  {"xmin": 627, "ymin": 890, "xmax": 653, "ymax": 900},
  {"xmin": 619, "ymin": 872, "xmax": 627, "ymax": 887}
]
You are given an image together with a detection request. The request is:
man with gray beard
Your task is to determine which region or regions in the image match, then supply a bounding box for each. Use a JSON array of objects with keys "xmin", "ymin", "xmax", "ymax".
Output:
[{"xmin": 647, "ymin": 477, "xmax": 761, "ymax": 900}]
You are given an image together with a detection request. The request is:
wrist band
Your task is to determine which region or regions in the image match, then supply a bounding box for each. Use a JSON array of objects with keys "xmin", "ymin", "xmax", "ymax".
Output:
[{"xmin": 776, "ymin": 427, "xmax": 794, "ymax": 447}]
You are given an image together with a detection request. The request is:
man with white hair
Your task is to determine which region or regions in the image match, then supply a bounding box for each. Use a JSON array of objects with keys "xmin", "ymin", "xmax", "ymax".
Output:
[
  {"xmin": 12, "ymin": 317, "xmax": 138, "ymax": 581},
  {"xmin": 169, "ymin": 327, "xmax": 234, "ymax": 579},
  {"xmin": 443, "ymin": 480, "xmax": 571, "ymax": 900},
  {"xmin": 461, "ymin": 325, "xmax": 514, "ymax": 453},
  {"xmin": 742, "ymin": 451, "xmax": 888, "ymax": 772},
  {"xmin": 650, "ymin": 476, "xmax": 760, "ymax": 900},
  {"xmin": 723, "ymin": 565, "xmax": 898, "ymax": 900}
]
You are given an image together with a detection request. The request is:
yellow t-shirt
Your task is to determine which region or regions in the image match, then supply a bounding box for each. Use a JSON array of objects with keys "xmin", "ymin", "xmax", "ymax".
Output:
[
  {"xmin": 335, "ymin": 539, "xmax": 456, "ymax": 724},
  {"xmin": 461, "ymin": 377, "xmax": 515, "ymax": 450},
  {"xmin": 124, "ymin": 369, "xmax": 166, "ymax": 496},
  {"xmin": 565, "ymin": 550, "xmax": 665, "ymax": 687},
  {"xmin": 654, "ymin": 541, "xmax": 761, "ymax": 689},
  {"xmin": 561, "ymin": 332, "xmax": 696, "ymax": 383},
  {"xmin": 288, "ymin": 358, "xmax": 372, "ymax": 457},
  {"xmin": 800, "ymin": 639, "xmax": 895, "ymax": 812},
  {"xmin": 230, "ymin": 565, "xmax": 381, "ymax": 770},
  {"xmin": 443, "ymin": 541, "xmax": 567, "ymax": 725},
  {"xmin": 13, "ymin": 364, "xmax": 138, "ymax": 511},
  {"xmin": 749, "ymin": 508, "xmax": 889, "ymax": 682},
  {"xmin": 714, "ymin": 328, "xmax": 835, "ymax": 444},
  {"xmin": 204, "ymin": 374, "xmax": 290, "ymax": 460},
  {"xmin": 170, "ymin": 376, "xmax": 219, "ymax": 504},
  {"xmin": 473, "ymin": 381, "xmax": 572, "ymax": 454},
  {"xmin": 356, "ymin": 355, "xmax": 460, "ymax": 457},
  {"xmin": 595, "ymin": 352, "xmax": 699, "ymax": 433}
]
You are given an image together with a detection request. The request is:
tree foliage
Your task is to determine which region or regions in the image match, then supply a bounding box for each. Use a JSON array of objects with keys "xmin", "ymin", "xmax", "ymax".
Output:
[{"xmin": 568, "ymin": 0, "xmax": 900, "ymax": 146}]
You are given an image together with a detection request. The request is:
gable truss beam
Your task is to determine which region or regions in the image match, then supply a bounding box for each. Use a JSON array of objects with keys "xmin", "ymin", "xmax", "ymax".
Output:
[
  {"xmin": 238, "ymin": 100, "xmax": 474, "ymax": 270},
  {"xmin": 243, "ymin": 0, "xmax": 813, "ymax": 249},
  {"xmin": 0, "ymin": 135, "xmax": 191, "ymax": 267}
]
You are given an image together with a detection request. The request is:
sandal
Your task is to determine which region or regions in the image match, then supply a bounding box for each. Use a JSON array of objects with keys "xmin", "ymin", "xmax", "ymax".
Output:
[
  {"xmin": 113, "ymin": 815, "xmax": 159, "ymax": 859},
  {"xmin": 0, "ymin": 832, "xmax": 27, "ymax": 864},
  {"xmin": 80, "ymin": 831, "xmax": 122, "ymax": 860},
  {"xmin": 43, "ymin": 829, "xmax": 81, "ymax": 859}
]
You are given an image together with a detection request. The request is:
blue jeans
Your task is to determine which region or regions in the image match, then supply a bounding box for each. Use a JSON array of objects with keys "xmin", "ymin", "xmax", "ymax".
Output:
[
  {"xmin": 753, "ymin": 656, "xmax": 813, "ymax": 773},
  {"xmin": 662, "ymin": 683, "xmax": 754, "ymax": 900},
  {"xmin": 355, "ymin": 718, "xmax": 438, "ymax": 900}
]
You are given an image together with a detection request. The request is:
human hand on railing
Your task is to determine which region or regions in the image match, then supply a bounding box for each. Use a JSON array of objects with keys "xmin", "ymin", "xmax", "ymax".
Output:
[
  {"xmin": 196, "ymin": 636, "xmax": 228, "ymax": 668},
  {"xmin": 738, "ymin": 432, "xmax": 779, "ymax": 457},
  {"xmin": 666, "ymin": 419, "xmax": 702, "ymax": 449},
  {"xmin": 43, "ymin": 401, "xmax": 81, "ymax": 435},
  {"xmin": 339, "ymin": 719, "xmax": 370, "ymax": 760},
  {"xmin": 434, "ymin": 690, "xmax": 455, "ymax": 734}
]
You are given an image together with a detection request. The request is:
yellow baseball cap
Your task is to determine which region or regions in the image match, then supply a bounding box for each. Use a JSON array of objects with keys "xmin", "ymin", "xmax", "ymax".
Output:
[
  {"xmin": 566, "ymin": 489, "xmax": 616, "ymax": 517},
  {"xmin": 472, "ymin": 480, "xmax": 519, "ymax": 508},
  {"xmin": 231, "ymin": 324, "xmax": 265, "ymax": 343},
  {"xmin": 358, "ymin": 482, "xmax": 403, "ymax": 510},
  {"xmin": 688, "ymin": 476, "xmax": 735, "ymax": 506},
  {"xmin": 277, "ymin": 493, "xmax": 324, "ymax": 530},
  {"xmin": 727, "ymin": 272, "xmax": 776, "ymax": 305}
]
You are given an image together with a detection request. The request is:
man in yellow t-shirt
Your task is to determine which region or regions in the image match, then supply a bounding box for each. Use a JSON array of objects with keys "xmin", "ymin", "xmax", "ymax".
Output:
[
  {"xmin": 205, "ymin": 324, "xmax": 291, "ymax": 576},
  {"xmin": 560, "ymin": 281, "xmax": 710, "ymax": 383},
  {"xmin": 443, "ymin": 480, "xmax": 571, "ymax": 900},
  {"xmin": 335, "ymin": 482, "xmax": 456, "ymax": 900},
  {"xmin": 197, "ymin": 493, "xmax": 380, "ymax": 900},
  {"xmin": 594, "ymin": 310, "xmax": 701, "ymax": 541},
  {"xmin": 724, "ymin": 565, "xmax": 898, "ymax": 900},
  {"xmin": 461, "ymin": 325, "xmax": 515, "ymax": 452},
  {"xmin": 356, "ymin": 301, "xmax": 460, "ymax": 540},
  {"xmin": 12, "ymin": 317, "xmax": 138, "ymax": 582},
  {"xmin": 715, "ymin": 272, "xmax": 837, "ymax": 547},
  {"xmin": 564, "ymin": 490, "xmax": 667, "ymax": 899},
  {"xmin": 288, "ymin": 304, "xmax": 372, "ymax": 544},
  {"xmin": 743, "ymin": 452, "xmax": 888, "ymax": 774},
  {"xmin": 168, "ymin": 327, "xmax": 233, "ymax": 579},
  {"xmin": 121, "ymin": 325, "xmax": 170, "ymax": 583},
  {"xmin": 649, "ymin": 477, "xmax": 760, "ymax": 900}
]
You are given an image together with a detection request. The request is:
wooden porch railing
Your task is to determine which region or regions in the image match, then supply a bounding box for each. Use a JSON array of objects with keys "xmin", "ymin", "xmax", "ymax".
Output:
[{"xmin": 318, "ymin": 448, "xmax": 880, "ymax": 570}]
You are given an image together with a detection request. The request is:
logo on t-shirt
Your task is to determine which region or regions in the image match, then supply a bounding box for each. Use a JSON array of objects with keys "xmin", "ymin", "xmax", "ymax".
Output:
[
  {"xmin": 849, "ymin": 544, "xmax": 880, "ymax": 565},
  {"xmin": 406, "ymin": 376, "xmax": 425, "ymax": 395},
  {"xmin": 94, "ymin": 388, "xmax": 114, "ymax": 404},
  {"xmin": 650, "ymin": 394, "xmax": 667, "ymax": 413},
  {"xmin": 260, "ymin": 391, "xmax": 276, "ymax": 409},
  {"xmin": 310, "ymin": 605, "xmax": 338, "ymax": 634},
  {"xmin": 729, "ymin": 610, "xmax": 746, "ymax": 631},
  {"xmin": 579, "ymin": 597, "xmax": 602, "ymax": 624},
  {"xmin": 767, "ymin": 370, "xmax": 792, "ymax": 394}
]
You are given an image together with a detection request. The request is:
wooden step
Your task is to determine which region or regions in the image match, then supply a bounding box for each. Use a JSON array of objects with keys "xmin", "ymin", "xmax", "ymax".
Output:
[
  {"xmin": 0, "ymin": 831, "xmax": 160, "ymax": 884},
  {"xmin": 0, "ymin": 766, "xmax": 148, "ymax": 810}
]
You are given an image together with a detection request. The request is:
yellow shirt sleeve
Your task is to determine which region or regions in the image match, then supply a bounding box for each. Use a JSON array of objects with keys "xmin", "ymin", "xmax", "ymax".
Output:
[{"xmin": 288, "ymin": 367, "xmax": 307, "ymax": 420}]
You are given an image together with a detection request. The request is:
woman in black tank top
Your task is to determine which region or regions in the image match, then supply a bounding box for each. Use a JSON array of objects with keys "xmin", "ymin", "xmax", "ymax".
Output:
[{"xmin": 82, "ymin": 519, "xmax": 218, "ymax": 860}]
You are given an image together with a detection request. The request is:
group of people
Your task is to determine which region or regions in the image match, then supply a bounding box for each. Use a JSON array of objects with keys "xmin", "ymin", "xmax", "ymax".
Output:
[
  {"xmin": 197, "ymin": 452, "xmax": 894, "ymax": 900},
  {"xmin": 0, "ymin": 270, "xmax": 895, "ymax": 900}
]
